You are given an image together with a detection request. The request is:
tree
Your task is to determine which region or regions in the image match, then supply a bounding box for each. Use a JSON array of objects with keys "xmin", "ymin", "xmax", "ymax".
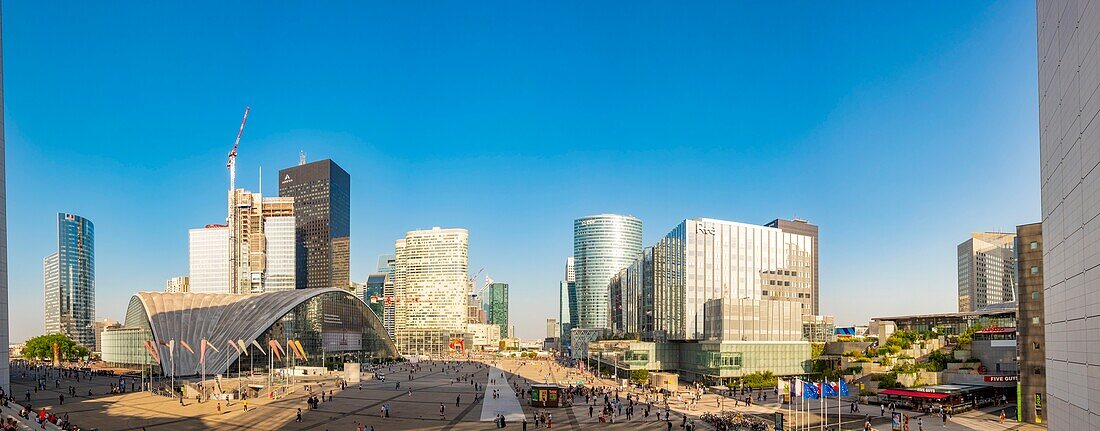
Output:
[
  {"xmin": 22, "ymin": 333, "xmax": 89, "ymax": 361},
  {"xmin": 630, "ymin": 369, "xmax": 649, "ymax": 385}
]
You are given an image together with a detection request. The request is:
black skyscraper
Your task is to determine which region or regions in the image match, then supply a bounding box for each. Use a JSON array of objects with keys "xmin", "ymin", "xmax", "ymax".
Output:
[{"xmin": 279, "ymin": 159, "xmax": 350, "ymax": 290}]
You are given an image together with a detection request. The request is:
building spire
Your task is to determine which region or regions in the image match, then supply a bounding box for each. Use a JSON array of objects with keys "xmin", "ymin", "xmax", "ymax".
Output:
[{"xmin": 299, "ymin": 151, "xmax": 306, "ymax": 166}]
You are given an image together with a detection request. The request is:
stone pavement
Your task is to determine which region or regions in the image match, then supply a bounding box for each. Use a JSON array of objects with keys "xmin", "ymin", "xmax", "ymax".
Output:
[{"xmin": 478, "ymin": 366, "xmax": 526, "ymax": 423}]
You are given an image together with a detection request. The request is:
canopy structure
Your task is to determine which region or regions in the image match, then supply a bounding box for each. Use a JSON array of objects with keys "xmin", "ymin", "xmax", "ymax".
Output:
[{"xmin": 123, "ymin": 288, "xmax": 398, "ymax": 376}]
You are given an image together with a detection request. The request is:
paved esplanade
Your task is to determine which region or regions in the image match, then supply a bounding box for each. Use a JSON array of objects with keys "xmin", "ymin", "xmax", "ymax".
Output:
[{"xmin": 479, "ymin": 366, "xmax": 526, "ymax": 422}]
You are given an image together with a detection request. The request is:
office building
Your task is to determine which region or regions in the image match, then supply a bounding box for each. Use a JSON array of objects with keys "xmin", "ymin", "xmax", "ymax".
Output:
[
  {"xmin": 573, "ymin": 214, "xmax": 642, "ymax": 330},
  {"xmin": 164, "ymin": 276, "xmax": 189, "ymax": 293},
  {"xmin": 43, "ymin": 213, "xmax": 96, "ymax": 349},
  {"xmin": 378, "ymin": 254, "xmax": 397, "ymax": 336},
  {"xmin": 188, "ymin": 225, "xmax": 229, "ymax": 293},
  {"xmin": 597, "ymin": 217, "xmax": 814, "ymax": 381},
  {"xmin": 765, "ymin": 219, "xmax": 820, "ymax": 315},
  {"xmin": 362, "ymin": 273, "xmax": 386, "ymax": 318},
  {"xmin": 957, "ymin": 232, "xmax": 1017, "ymax": 312},
  {"xmin": 228, "ymin": 190, "xmax": 295, "ymax": 293},
  {"xmin": 1016, "ymin": 222, "xmax": 1044, "ymax": 424},
  {"xmin": 560, "ymin": 257, "xmax": 577, "ymax": 350},
  {"xmin": 91, "ymin": 318, "xmax": 120, "ymax": 355},
  {"xmin": 546, "ymin": 318, "xmax": 558, "ymax": 338},
  {"xmin": 392, "ymin": 227, "xmax": 469, "ymax": 354},
  {"xmin": 487, "ymin": 282, "xmax": 509, "ymax": 338},
  {"xmin": 279, "ymin": 159, "xmax": 351, "ymax": 290},
  {"xmin": 1036, "ymin": 3, "xmax": 1100, "ymax": 426}
]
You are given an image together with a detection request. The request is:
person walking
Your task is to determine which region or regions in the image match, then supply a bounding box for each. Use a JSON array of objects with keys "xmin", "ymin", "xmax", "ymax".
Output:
[
  {"xmin": 439, "ymin": 402, "xmax": 446, "ymax": 418},
  {"xmin": 296, "ymin": 408, "xmax": 302, "ymax": 422}
]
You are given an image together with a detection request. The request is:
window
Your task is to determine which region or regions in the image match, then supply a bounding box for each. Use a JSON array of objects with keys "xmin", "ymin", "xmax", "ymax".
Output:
[
  {"xmin": 1030, "ymin": 241, "xmax": 1039, "ymax": 250},
  {"xmin": 1032, "ymin": 292, "xmax": 1040, "ymax": 300},
  {"xmin": 1032, "ymin": 317, "xmax": 1040, "ymax": 325},
  {"xmin": 1034, "ymin": 342, "xmax": 1041, "ymax": 350},
  {"xmin": 1031, "ymin": 266, "xmax": 1040, "ymax": 275}
]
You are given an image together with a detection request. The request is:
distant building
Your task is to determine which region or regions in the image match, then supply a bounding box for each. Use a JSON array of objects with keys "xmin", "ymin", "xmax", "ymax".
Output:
[
  {"xmin": 228, "ymin": 190, "xmax": 295, "ymax": 293},
  {"xmin": 546, "ymin": 318, "xmax": 558, "ymax": 338},
  {"xmin": 957, "ymin": 232, "xmax": 1016, "ymax": 312},
  {"xmin": 1016, "ymin": 222, "xmax": 1044, "ymax": 424},
  {"xmin": 189, "ymin": 225, "xmax": 229, "ymax": 293},
  {"xmin": 574, "ymin": 214, "xmax": 643, "ymax": 330},
  {"xmin": 487, "ymin": 283, "xmax": 509, "ymax": 338},
  {"xmin": 44, "ymin": 213, "xmax": 96, "ymax": 349},
  {"xmin": 801, "ymin": 315, "xmax": 836, "ymax": 343},
  {"xmin": 507, "ymin": 324, "xmax": 515, "ymax": 339},
  {"xmin": 392, "ymin": 227, "xmax": 469, "ymax": 354},
  {"xmin": 362, "ymin": 273, "xmax": 386, "ymax": 318},
  {"xmin": 378, "ymin": 254, "xmax": 397, "ymax": 337},
  {"xmin": 560, "ymin": 257, "xmax": 577, "ymax": 350},
  {"xmin": 279, "ymin": 159, "xmax": 351, "ymax": 290},
  {"xmin": 91, "ymin": 318, "xmax": 120, "ymax": 354},
  {"xmin": 467, "ymin": 323, "xmax": 501, "ymax": 350},
  {"xmin": 164, "ymin": 276, "xmax": 189, "ymax": 293}
]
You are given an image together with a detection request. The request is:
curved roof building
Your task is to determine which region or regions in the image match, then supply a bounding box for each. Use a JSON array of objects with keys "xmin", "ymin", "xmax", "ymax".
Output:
[{"xmin": 113, "ymin": 288, "xmax": 398, "ymax": 376}]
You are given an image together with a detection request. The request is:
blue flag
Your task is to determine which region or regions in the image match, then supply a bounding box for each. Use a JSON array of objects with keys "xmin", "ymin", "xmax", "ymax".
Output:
[
  {"xmin": 839, "ymin": 379, "xmax": 850, "ymax": 397},
  {"xmin": 822, "ymin": 381, "xmax": 838, "ymax": 397},
  {"xmin": 802, "ymin": 381, "xmax": 819, "ymax": 399}
]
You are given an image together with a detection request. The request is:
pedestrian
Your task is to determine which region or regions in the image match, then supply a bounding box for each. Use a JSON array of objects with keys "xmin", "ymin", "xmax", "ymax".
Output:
[
  {"xmin": 439, "ymin": 402, "xmax": 446, "ymax": 418},
  {"xmin": 999, "ymin": 409, "xmax": 1005, "ymax": 424},
  {"xmin": 941, "ymin": 410, "xmax": 947, "ymax": 426},
  {"xmin": 296, "ymin": 408, "xmax": 302, "ymax": 422},
  {"xmin": 243, "ymin": 399, "xmax": 248, "ymax": 411}
]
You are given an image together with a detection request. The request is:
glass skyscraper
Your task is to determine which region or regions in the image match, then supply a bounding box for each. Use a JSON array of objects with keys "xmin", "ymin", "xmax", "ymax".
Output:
[
  {"xmin": 279, "ymin": 159, "xmax": 351, "ymax": 290},
  {"xmin": 573, "ymin": 214, "xmax": 642, "ymax": 330},
  {"xmin": 487, "ymin": 282, "xmax": 509, "ymax": 338},
  {"xmin": 44, "ymin": 213, "xmax": 95, "ymax": 349},
  {"xmin": 188, "ymin": 225, "xmax": 229, "ymax": 293}
]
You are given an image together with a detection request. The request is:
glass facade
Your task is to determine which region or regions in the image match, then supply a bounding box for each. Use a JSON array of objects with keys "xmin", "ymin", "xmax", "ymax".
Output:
[
  {"xmin": 617, "ymin": 218, "xmax": 814, "ymax": 343},
  {"xmin": 278, "ymin": 159, "xmax": 351, "ymax": 290},
  {"xmin": 392, "ymin": 228, "xmax": 469, "ymax": 353},
  {"xmin": 362, "ymin": 273, "xmax": 386, "ymax": 318},
  {"xmin": 101, "ymin": 327, "xmax": 154, "ymax": 368},
  {"xmin": 487, "ymin": 283, "xmax": 509, "ymax": 338},
  {"xmin": 574, "ymin": 214, "xmax": 643, "ymax": 330},
  {"xmin": 44, "ymin": 213, "xmax": 95, "ymax": 349},
  {"xmin": 112, "ymin": 289, "xmax": 398, "ymax": 375}
]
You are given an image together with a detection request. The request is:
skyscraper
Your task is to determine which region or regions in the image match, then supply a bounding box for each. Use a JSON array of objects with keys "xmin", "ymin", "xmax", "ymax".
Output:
[
  {"xmin": 765, "ymin": 219, "xmax": 820, "ymax": 315},
  {"xmin": 362, "ymin": 272, "xmax": 386, "ymax": 318},
  {"xmin": 573, "ymin": 214, "xmax": 643, "ymax": 330},
  {"xmin": 228, "ymin": 190, "xmax": 296, "ymax": 293},
  {"xmin": 957, "ymin": 232, "xmax": 1016, "ymax": 312},
  {"xmin": 1037, "ymin": 2, "xmax": 1099, "ymax": 427},
  {"xmin": 378, "ymin": 254, "xmax": 397, "ymax": 336},
  {"xmin": 189, "ymin": 225, "xmax": 229, "ymax": 293},
  {"xmin": 487, "ymin": 282, "xmax": 509, "ymax": 338},
  {"xmin": 43, "ymin": 213, "xmax": 95, "ymax": 349},
  {"xmin": 392, "ymin": 227, "xmax": 469, "ymax": 353},
  {"xmin": 279, "ymin": 159, "xmax": 351, "ymax": 290},
  {"xmin": 559, "ymin": 256, "xmax": 577, "ymax": 348}
]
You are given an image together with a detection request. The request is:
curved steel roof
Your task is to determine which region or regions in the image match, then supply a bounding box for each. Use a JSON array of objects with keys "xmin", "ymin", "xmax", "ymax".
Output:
[{"xmin": 127, "ymin": 288, "xmax": 395, "ymax": 376}]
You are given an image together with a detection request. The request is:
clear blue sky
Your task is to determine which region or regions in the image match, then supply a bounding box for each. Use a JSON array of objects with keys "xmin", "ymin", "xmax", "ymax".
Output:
[{"xmin": 2, "ymin": 1, "xmax": 1038, "ymax": 342}]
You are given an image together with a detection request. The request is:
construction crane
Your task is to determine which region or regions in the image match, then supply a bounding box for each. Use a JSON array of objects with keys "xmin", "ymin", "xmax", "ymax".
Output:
[{"xmin": 226, "ymin": 107, "xmax": 250, "ymax": 294}]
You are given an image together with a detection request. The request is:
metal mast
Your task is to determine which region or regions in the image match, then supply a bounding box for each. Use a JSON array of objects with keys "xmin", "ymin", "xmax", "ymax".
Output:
[{"xmin": 227, "ymin": 107, "xmax": 250, "ymax": 294}]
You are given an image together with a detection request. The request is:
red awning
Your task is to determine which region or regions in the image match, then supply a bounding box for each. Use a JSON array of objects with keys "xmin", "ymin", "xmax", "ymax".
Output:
[
  {"xmin": 878, "ymin": 389, "xmax": 950, "ymax": 400},
  {"xmin": 975, "ymin": 327, "xmax": 1016, "ymax": 334}
]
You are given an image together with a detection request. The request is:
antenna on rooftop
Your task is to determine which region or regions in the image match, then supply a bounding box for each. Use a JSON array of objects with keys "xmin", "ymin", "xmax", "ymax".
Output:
[{"xmin": 299, "ymin": 151, "xmax": 306, "ymax": 166}]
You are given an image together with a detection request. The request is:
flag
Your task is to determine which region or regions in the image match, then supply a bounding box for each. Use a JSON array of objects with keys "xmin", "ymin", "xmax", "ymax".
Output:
[
  {"xmin": 200, "ymin": 339, "xmax": 208, "ymax": 364},
  {"xmin": 822, "ymin": 380, "xmax": 838, "ymax": 397},
  {"xmin": 289, "ymin": 340, "xmax": 306, "ymax": 360},
  {"xmin": 802, "ymin": 381, "xmax": 819, "ymax": 399},
  {"xmin": 777, "ymin": 379, "xmax": 787, "ymax": 397},
  {"xmin": 206, "ymin": 340, "xmax": 221, "ymax": 353},
  {"xmin": 792, "ymin": 378, "xmax": 803, "ymax": 396},
  {"xmin": 227, "ymin": 339, "xmax": 241, "ymax": 354},
  {"xmin": 143, "ymin": 340, "xmax": 161, "ymax": 363},
  {"xmin": 250, "ymin": 339, "xmax": 266, "ymax": 355},
  {"xmin": 839, "ymin": 379, "xmax": 850, "ymax": 397},
  {"xmin": 179, "ymin": 340, "xmax": 195, "ymax": 355},
  {"xmin": 237, "ymin": 340, "xmax": 248, "ymax": 356},
  {"xmin": 293, "ymin": 340, "xmax": 307, "ymax": 359},
  {"xmin": 268, "ymin": 339, "xmax": 285, "ymax": 359}
]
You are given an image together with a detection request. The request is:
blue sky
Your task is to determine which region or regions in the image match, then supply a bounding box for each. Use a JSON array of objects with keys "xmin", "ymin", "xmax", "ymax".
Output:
[{"xmin": 3, "ymin": 1, "xmax": 1038, "ymax": 342}]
